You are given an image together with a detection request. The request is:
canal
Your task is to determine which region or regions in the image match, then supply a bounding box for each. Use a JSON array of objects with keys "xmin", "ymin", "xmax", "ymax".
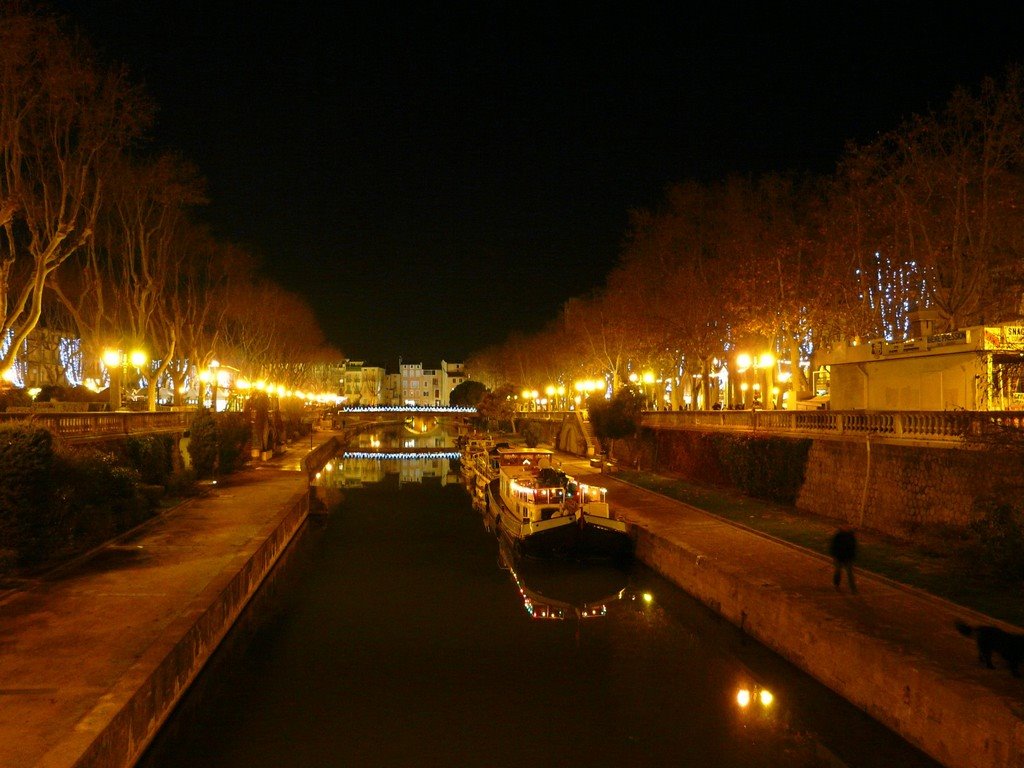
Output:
[{"xmin": 139, "ymin": 437, "xmax": 939, "ymax": 768}]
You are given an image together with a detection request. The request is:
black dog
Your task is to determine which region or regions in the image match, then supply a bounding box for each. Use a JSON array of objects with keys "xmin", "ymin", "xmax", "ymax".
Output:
[{"xmin": 955, "ymin": 621, "xmax": 1024, "ymax": 677}]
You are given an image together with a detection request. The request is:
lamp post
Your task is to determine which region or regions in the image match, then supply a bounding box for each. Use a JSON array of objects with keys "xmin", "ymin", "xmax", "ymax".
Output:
[
  {"xmin": 521, "ymin": 389, "xmax": 534, "ymax": 412},
  {"xmin": 642, "ymin": 371, "xmax": 655, "ymax": 409},
  {"xmin": 735, "ymin": 353, "xmax": 752, "ymax": 409},
  {"xmin": 103, "ymin": 348, "xmax": 148, "ymax": 411},
  {"xmin": 757, "ymin": 352, "xmax": 776, "ymax": 409},
  {"xmin": 545, "ymin": 385, "xmax": 556, "ymax": 411}
]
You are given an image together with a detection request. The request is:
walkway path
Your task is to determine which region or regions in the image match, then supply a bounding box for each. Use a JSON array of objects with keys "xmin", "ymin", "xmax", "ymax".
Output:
[{"xmin": 0, "ymin": 443, "xmax": 314, "ymax": 768}]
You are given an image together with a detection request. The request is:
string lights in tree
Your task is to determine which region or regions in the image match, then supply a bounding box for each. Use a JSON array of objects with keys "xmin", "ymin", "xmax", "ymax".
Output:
[{"xmin": 858, "ymin": 251, "xmax": 930, "ymax": 341}]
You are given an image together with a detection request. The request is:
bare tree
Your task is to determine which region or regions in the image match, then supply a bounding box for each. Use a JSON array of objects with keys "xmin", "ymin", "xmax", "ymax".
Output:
[
  {"xmin": 0, "ymin": 5, "xmax": 148, "ymax": 379},
  {"xmin": 847, "ymin": 67, "xmax": 1024, "ymax": 333}
]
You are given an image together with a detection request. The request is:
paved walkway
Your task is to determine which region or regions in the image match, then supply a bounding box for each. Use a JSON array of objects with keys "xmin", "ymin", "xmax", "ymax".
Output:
[
  {"xmin": 0, "ymin": 441, "xmax": 1020, "ymax": 768},
  {"xmin": 0, "ymin": 443, "xmax": 314, "ymax": 768}
]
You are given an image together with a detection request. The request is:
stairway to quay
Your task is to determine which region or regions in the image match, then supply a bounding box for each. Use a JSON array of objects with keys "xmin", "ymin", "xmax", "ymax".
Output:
[{"xmin": 0, "ymin": 436, "xmax": 1020, "ymax": 768}]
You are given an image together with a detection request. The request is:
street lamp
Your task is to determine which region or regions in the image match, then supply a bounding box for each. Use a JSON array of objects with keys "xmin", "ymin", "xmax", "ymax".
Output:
[
  {"xmin": 521, "ymin": 389, "xmax": 534, "ymax": 412},
  {"xmin": 545, "ymin": 385, "xmax": 556, "ymax": 411},
  {"xmin": 103, "ymin": 347, "xmax": 148, "ymax": 410}
]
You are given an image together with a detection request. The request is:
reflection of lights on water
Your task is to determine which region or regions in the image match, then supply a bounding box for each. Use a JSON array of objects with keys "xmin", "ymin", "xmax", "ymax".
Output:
[
  {"xmin": 342, "ymin": 451, "xmax": 461, "ymax": 460},
  {"xmin": 736, "ymin": 686, "xmax": 774, "ymax": 709}
]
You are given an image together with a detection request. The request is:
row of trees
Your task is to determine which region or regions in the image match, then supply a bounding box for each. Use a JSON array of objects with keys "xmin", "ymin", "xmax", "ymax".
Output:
[
  {"xmin": 469, "ymin": 68, "xmax": 1024, "ymax": 408},
  {"xmin": 0, "ymin": 3, "xmax": 341, "ymax": 408}
]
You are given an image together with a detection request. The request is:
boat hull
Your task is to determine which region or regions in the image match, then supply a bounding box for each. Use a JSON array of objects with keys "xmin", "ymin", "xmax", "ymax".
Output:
[{"xmin": 579, "ymin": 515, "xmax": 633, "ymax": 561}]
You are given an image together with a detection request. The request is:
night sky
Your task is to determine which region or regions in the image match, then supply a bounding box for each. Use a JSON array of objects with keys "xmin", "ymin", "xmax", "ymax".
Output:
[{"xmin": 50, "ymin": 2, "xmax": 1024, "ymax": 369}]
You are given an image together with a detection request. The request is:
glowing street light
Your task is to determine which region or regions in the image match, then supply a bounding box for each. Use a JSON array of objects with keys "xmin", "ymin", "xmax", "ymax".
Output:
[{"xmin": 103, "ymin": 347, "xmax": 148, "ymax": 410}]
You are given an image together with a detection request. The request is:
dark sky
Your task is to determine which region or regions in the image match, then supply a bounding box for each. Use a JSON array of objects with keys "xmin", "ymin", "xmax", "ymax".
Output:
[{"xmin": 51, "ymin": 1, "xmax": 1024, "ymax": 369}]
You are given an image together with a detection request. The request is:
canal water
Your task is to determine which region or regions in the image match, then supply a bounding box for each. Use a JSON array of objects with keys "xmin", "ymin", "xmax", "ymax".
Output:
[{"xmin": 139, "ymin": 438, "xmax": 939, "ymax": 768}]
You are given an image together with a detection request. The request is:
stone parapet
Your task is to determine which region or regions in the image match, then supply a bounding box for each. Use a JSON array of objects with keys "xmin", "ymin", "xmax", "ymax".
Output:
[{"xmin": 632, "ymin": 525, "xmax": 1024, "ymax": 768}]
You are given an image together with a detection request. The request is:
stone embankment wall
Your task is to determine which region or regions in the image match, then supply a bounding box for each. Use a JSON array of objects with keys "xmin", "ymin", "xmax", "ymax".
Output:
[
  {"xmin": 633, "ymin": 527, "xmax": 1024, "ymax": 768},
  {"xmin": 73, "ymin": 491, "xmax": 310, "ymax": 768},
  {"xmin": 796, "ymin": 440, "xmax": 984, "ymax": 535},
  {"xmin": 648, "ymin": 428, "xmax": 1020, "ymax": 539}
]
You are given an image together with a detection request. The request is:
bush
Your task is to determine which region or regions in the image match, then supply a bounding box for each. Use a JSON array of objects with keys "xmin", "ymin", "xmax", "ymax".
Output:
[
  {"xmin": 521, "ymin": 421, "xmax": 542, "ymax": 448},
  {"xmin": 960, "ymin": 503, "xmax": 1024, "ymax": 583},
  {"xmin": 126, "ymin": 435, "xmax": 173, "ymax": 485},
  {"xmin": 216, "ymin": 411, "xmax": 251, "ymax": 474},
  {"xmin": 0, "ymin": 387, "xmax": 32, "ymax": 411},
  {"xmin": 51, "ymin": 448, "xmax": 146, "ymax": 551},
  {"xmin": 711, "ymin": 434, "xmax": 811, "ymax": 504},
  {"xmin": 0, "ymin": 424, "xmax": 55, "ymax": 564},
  {"xmin": 166, "ymin": 468, "xmax": 199, "ymax": 497},
  {"xmin": 188, "ymin": 409, "xmax": 219, "ymax": 478}
]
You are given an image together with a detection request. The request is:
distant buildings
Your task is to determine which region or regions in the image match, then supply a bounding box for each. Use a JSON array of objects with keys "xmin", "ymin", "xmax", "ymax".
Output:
[{"xmin": 340, "ymin": 359, "xmax": 466, "ymax": 407}]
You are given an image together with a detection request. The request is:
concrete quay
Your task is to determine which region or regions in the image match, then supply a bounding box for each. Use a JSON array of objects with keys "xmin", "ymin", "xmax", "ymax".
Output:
[
  {"xmin": 559, "ymin": 456, "xmax": 1024, "ymax": 768},
  {"xmin": 0, "ymin": 444, "xmax": 315, "ymax": 768},
  {"xmin": 1, "ymin": 437, "xmax": 1020, "ymax": 768}
]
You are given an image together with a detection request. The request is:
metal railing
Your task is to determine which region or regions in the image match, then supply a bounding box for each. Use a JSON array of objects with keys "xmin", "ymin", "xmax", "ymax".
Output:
[
  {"xmin": 640, "ymin": 409, "xmax": 1018, "ymax": 446},
  {"xmin": 0, "ymin": 410, "xmax": 195, "ymax": 442}
]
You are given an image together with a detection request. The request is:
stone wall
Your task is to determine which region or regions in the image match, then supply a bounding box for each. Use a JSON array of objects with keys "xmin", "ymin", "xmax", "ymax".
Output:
[
  {"xmin": 796, "ymin": 440, "xmax": 985, "ymax": 536},
  {"xmin": 648, "ymin": 428, "xmax": 1022, "ymax": 540},
  {"xmin": 633, "ymin": 525, "xmax": 1024, "ymax": 768}
]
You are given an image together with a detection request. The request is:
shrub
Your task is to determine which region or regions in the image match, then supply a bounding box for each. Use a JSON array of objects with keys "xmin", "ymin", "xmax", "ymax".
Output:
[
  {"xmin": 711, "ymin": 434, "xmax": 811, "ymax": 504},
  {"xmin": 216, "ymin": 411, "xmax": 251, "ymax": 474},
  {"xmin": 188, "ymin": 409, "xmax": 219, "ymax": 478},
  {"xmin": 0, "ymin": 424, "xmax": 55, "ymax": 563},
  {"xmin": 51, "ymin": 448, "xmax": 146, "ymax": 551},
  {"xmin": 126, "ymin": 435, "xmax": 173, "ymax": 485},
  {"xmin": 0, "ymin": 387, "xmax": 32, "ymax": 411},
  {"xmin": 166, "ymin": 468, "xmax": 198, "ymax": 497},
  {"xmin": 960, "ymin": 503, "xmax": 1024, "ymax": 583},
  {"xmin": 521, "ymin": 421, "xmax": 542, "ymax": 448}
]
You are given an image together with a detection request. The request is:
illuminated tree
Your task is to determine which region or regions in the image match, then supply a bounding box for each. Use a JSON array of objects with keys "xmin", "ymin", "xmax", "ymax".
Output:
[
  {"xmin": 620, "ymin": 182, "xmax": 731, "ymax": 408},
  {"xmin": 844, "ymin": 67, "xmax": 1024, "ymax": 334},
  {"xmin": 0, "ymin": 5, "xmax": 148, "ymax": 380}
]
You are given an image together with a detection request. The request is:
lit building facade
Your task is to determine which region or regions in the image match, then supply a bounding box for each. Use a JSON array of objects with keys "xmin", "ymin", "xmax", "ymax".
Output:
[
  {"xmin": 341, "ymin": 361, "xmax": 387, "ymax": 405},
  {"xmin": 394, "ymin": 360, "xmax": 466, "ymax": 406},
  {"xmin": 821, "ymin": 321, "xmax": 1024, "ymax": 411}
]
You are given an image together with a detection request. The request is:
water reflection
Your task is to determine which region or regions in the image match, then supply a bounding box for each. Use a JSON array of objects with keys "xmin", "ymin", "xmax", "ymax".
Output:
[
  {"xmin": 313, "ymin": 427, "xmax": 461, "ymax": 487},
  {"xmin": 497, "ymin": 540, "xmax": 630, "ymax": 620}
]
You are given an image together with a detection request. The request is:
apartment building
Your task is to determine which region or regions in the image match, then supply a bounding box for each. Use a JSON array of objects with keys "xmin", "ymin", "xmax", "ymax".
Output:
[
  {"xmin": 393, "ymin": 360, "xmax": 467, "ymax": 406},
  {"xmin": 340, "ymin": 361, "xmax": 387, "ymax": 405}
]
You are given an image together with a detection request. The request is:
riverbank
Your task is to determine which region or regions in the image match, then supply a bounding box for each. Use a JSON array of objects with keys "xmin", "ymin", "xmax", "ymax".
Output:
[
  {"xmin": 2, "ymin": 434, "xmax": 1021, "ymax": 768},
  {"xmin": 0, "ymin": 444, "xmax": 315, "ymax": 768},
  {"xmin": 557, "ymin": 456, "xmax": 1024, "ymax": 768}
]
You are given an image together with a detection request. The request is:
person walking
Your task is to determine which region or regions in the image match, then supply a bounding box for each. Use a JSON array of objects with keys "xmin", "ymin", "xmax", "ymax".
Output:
[{"xmin": 829, "ymin": 526, "xmax": 857, "ymax": 593}]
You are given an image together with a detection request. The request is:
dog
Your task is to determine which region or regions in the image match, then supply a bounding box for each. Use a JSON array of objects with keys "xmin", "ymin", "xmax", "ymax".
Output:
[{"xmin": 955, "ymin": 620, "xmax": 1024, "ymax": 677}]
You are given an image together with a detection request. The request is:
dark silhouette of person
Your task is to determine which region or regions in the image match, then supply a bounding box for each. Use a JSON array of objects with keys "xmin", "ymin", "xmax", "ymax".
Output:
[{"xmin": 829, "ymin": 527, "xmax": 857, "ymax": 593}]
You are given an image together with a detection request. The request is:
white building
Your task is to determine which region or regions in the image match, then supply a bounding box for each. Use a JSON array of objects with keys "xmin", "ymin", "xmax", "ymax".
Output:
[
  {"xmin": 820, "ymin": 321, "xmax": 1024, "ymax": 411},
  {"xmin": 394, "ymin": 360, "xmax": 467, "ymax": 406},
  {"xmin": 440, "ymin": 359, "xmax": 466, "ymax": 404}
]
